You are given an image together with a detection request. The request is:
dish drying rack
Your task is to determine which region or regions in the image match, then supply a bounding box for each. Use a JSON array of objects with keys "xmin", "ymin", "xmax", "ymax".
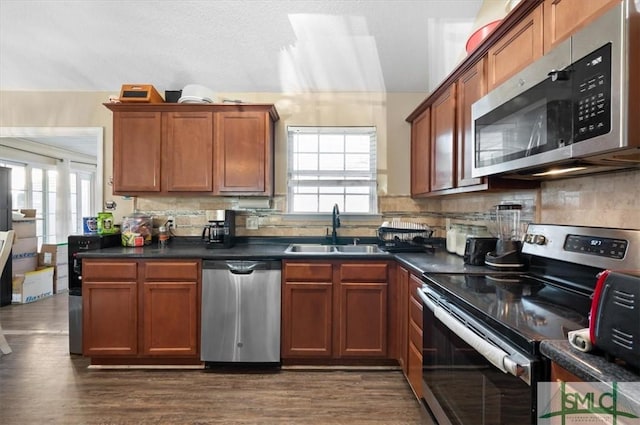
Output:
[{"xmin": 377, "ymin": 221, "xmax": 435, "ymax": 252}]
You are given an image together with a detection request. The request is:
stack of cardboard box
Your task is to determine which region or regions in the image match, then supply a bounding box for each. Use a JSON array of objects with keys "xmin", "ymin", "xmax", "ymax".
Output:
[
  {"xmin": 11, "ymin": 209, "xmax": 54, "ymax": 304},
  {"xmin": 11, "ymin": 209, "xmax": 38, "ymax": 275},
  {"xmin": 38, "ymin": 242, "xmax": 69, "ymax": 293}
]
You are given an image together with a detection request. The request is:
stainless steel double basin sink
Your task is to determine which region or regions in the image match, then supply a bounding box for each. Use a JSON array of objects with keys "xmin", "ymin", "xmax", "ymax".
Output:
[{"xmin": 284, "ymin": 244, "xmax": 385, "ymax": 255}]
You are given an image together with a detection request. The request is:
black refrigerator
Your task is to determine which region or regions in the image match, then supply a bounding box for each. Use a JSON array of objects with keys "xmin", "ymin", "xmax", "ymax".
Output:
[{"xmin": 0, "ymin": 167, "xmax": 12, "ymax": 307}]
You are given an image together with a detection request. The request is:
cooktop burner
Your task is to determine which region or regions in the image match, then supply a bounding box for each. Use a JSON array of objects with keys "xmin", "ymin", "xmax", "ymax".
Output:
[{"xmin": 422, "ymin": 273, "xmax": 592, "ymax": 353}]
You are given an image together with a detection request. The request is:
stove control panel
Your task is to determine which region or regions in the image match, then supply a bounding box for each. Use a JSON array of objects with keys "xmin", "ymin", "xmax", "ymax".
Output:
[
  {"xmin": 564, "ymin": 234, "xmax": 628, "ymax": 259},
  {"xmin": 522, "ymin": 224, "xmax": 640, "ymax": 270}
]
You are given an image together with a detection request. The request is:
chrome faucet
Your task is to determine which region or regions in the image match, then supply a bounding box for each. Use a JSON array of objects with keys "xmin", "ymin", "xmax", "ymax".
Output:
[{"xmin": 331, "ymin": 203, "xmax": 341, "ymax": 245}]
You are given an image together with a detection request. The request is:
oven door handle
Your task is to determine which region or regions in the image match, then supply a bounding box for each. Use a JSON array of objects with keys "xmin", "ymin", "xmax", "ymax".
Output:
[{"xmin": 418, "ymin": 286, "xmax": 525, "ymax": 379}]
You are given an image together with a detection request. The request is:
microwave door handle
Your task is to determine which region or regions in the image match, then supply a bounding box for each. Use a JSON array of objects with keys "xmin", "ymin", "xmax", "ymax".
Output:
[
  {"xmin": 526, "ymin": 115, "xmax": 544, "ymax": 155},
  {"xmin": 419, "ymin": 286, "xmax": 525, "ymax": 378}
]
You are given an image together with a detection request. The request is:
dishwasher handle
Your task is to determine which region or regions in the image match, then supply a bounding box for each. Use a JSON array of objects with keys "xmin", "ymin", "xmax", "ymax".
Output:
[{"xmin": 203, "ymin": 260, "xmax": 281, "ymax": 274}]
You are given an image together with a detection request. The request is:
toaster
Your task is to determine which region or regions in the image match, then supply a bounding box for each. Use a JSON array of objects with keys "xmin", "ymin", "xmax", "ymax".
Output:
[
  {"xmin": 589, "ymin": 270, "xmax": 640, "ymax": 369},
  {"xmin": 463, "ymin": 237, "xmax": 498, "ymax": 266}
]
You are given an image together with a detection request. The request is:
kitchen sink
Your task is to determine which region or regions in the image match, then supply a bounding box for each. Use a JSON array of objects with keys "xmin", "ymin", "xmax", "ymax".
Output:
[
  {"xmin": 334, "ymin": 245, "xmax": 383, "ymax": 254},
  {"xmin": 284, "ymin": 244, "xmax": 385, "ymax": 255},
  {"xmin": 285, "ymin": 244, "xmax": 336, "ymax": 253}
]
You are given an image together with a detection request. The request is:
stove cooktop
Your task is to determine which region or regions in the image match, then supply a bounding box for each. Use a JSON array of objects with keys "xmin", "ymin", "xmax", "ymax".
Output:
[{"xmin": 421, "ymin": 273, "xmax": 593, "ymax": 354}]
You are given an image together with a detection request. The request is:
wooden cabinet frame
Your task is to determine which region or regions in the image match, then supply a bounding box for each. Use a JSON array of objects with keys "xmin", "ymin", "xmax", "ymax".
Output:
[
  {"xmin": 105, "ymin": 103, "xmax": 278, "ymax": 196},
  {"xmin": 82, "ymin": 259, "xmax": 201, "ymax": 364},
  {"xmin": 282, "ymin": 260, "xmax": 393, "ymax": 361}
]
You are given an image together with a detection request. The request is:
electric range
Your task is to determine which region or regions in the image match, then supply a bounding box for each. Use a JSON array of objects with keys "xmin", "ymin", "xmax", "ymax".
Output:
[{"xmin": 418, "ymin": 224, "xmax": 640, "ymax": 425}]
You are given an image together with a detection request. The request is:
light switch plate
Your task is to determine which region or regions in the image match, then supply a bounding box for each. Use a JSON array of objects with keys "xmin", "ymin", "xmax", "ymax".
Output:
[{"xmin": 246, "ymin": 216, "xmax": 259, "ymax": 230}]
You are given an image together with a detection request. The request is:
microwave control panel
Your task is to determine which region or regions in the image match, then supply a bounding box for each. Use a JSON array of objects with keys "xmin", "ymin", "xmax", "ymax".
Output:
[{"xmin": 573, "ymin": 43, "xmax": 611, "ymax": 142}]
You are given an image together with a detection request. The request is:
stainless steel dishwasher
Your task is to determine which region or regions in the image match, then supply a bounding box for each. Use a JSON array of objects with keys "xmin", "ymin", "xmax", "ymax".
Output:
[{"xmin": 201, "ymin": 260, "xmax": 281, "ymax": 364}]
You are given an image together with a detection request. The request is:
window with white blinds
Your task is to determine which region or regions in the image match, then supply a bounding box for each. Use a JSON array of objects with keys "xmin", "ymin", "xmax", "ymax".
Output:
[{"xmin": 287, "ymin": 126, "xmax": 377, "ymax": 214}]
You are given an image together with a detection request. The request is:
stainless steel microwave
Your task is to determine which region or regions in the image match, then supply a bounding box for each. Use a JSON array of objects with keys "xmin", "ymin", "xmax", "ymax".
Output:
[{"xmin": 471, "ymin": 0, "xmax": 639, "ymax": 179}]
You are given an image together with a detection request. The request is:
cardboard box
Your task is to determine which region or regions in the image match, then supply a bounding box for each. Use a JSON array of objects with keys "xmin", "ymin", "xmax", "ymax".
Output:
[
  {"xmin": 11, "ymin": 236, "xmax": 38, "ymax": 258},
  {"xmin": 12, "ymin": 255, "xmax": 38, "ymax": 275},
  {"xmin": 12, "ymin": 219, "xmax": 37, "ymax": 238},
  {"xmin": 19, "ymin": 209, "xmax": 36, "ymax": 218},
  {"xmin": 55, "ymin": 276, "xmax": 68, "ymax": 293},
  {"xmin": 37, "ymin": 263, "xmax": 69, "ymax": 293},
  {"xmin": 12, "ymin": 267, "xmax": 54, "ymax": 304},
  {"xmin": 38, "ymin": 243, "xmax": 69, "ymax": 267}
]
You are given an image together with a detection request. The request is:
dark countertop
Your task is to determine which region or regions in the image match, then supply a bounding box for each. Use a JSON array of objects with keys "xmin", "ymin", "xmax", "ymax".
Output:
[
  {"xmin": 540, "ymin": 340, "xmax": 640, "ymax": 416},
  {"xmin": 540, "ymin": 340, "xmax": 640, "ymax": 383},
  {"xmin": 76, "ymin": 237, "xmax": 485, "ymax": 275}
]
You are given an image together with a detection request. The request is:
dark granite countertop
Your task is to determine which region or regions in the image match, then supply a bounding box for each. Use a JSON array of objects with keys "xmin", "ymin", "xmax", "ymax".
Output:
[
  {"xmin": 540, "ymin": 340, "xmax": 640, "ymax": 414},
  {"xmin": 541, "ymin": 340, "xmax": 640, "ymax": 382},
  {"xmin": 76, "ymin": 237, "xmax": 487, "ymax": 275}
]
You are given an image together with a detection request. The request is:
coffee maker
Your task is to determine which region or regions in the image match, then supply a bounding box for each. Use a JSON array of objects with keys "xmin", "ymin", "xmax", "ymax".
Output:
[
  {"xmin": 485, "ymin": 203, "xmax": 526, "ymax": 270},
  {"xmin": 202, "ymin": 209, "xmax": 235, "ymax": 248}
]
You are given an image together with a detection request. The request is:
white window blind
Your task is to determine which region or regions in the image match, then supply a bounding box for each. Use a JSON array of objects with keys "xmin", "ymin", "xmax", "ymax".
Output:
[{"xmin": 287, "ymin": 126, "xmax": 377, "ymax": 214}]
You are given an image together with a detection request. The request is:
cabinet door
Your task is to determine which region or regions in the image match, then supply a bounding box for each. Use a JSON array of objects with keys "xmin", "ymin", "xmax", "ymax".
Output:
[
  {"xmin": 431, "ymin": 85, "xmax": 457, "ymax": 192},
  {"xmin": 411, "ymin": 108, "xmax": 431, "ymax": 196},
  {"xmin": 83, "ymin": 281, "xmax": 138, "ymax": 356},
  {"xmin": 112, "ymin": 111, "xmax": 162, "ymax": 193},
  {"xmin": 457, "ymin": 58, "xmax": 487, "ymax": 188},
  {"xmin": 543, "ymin": 0, "xmax": 620, "ymax": 53},
  {"xmin": 214, "ymin": 111, "xmax": 272, "ymax": 195},
  {"xmin": 338, "ymin": 282, "xmax": 388, "ymax": 357},
  {"xmin": 408, "ymin": 339, "xmax": 423, "ymax": 399},
  {"xmin": 281, "ymin": 281, "xmax": 333, "ymax": 358},
  {"xmin": 142, "ymin": 281, "xmax": 198, "ymax": 356},
  {"xmin": 164, "ymin": 112, "xmax": 214, "ymax": 192},
  {"xmin": 488, "ymin": 4, "xmax": 543, "ymax": 91}
]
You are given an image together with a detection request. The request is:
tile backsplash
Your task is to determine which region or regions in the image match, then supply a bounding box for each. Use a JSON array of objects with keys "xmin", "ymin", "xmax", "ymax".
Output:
[{"xmin": 133, "ymin": 168, "xmax": 639, "ymax": 238}]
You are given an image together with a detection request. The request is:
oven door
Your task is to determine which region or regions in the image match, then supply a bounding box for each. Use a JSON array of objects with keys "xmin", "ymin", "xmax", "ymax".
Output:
[{"xmin": 418, "ymin": 285, "xmax": 541, "ymax": 425}]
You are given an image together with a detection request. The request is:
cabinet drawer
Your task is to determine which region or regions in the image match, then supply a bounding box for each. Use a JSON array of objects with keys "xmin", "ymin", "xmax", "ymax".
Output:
[
  {"xmin": 83, "ymin": 261, "xmax": 137, "ymax": 280},
  {"xmin": 409, "ymin": 296, "xmax": 423, "ymax": 331},
  {"xmin": 144, "ymin": 261, "xmax": 199, "ymax": 281},
  {"xmin": 340, "ymin": 263, "xmax": 388, "ymax": 282},
  {"xmin": 285, "ymin": 262, "xmax": 333, "ymax": 281},
  {"xmin": 409, "ymin": 318, "xmax": 423, "ymax": 349},
  {"xmin": 409, "ymin": 274, "xmax": 423, "ymax": 303}
]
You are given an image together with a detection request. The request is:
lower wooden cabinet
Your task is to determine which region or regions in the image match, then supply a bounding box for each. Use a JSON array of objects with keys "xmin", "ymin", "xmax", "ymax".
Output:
[
  {"xmin": 550, "ymin": 361, "xmax": 584, "ymax": 383},
  {"xmin": 83, "ymin": 280, "xmax": 138, "ymax": 356},
  {"xmin": 282, "ymin": 281, "xmax": 333, "ymax": 358},
  {"xmin": 282, "ymin": 260, "xmax": 390, "ymax": 360},
  {"xmin": 82, "ymin": 259, "xmax": 201, "ymax": 362}
]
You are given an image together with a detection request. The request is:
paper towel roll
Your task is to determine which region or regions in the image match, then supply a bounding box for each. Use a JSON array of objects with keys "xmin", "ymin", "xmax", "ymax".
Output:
[{"xmin": 568, "ymin": 328, "xmax": 593, "ymax": 352}]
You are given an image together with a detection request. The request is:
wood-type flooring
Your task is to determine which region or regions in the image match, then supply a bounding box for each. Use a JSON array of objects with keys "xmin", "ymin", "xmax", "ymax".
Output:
[{"xmin": 0, "ymin": 293, "xmax": 433, "ymax": 425}]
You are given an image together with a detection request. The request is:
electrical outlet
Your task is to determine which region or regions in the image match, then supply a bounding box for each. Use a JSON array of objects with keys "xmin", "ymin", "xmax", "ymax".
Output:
[
  {"xmin": 246, "ymin": 216, "xmax": 259, "ymax": 230},
  {"xmin": 167, "ymin": 216, "xmax": 176, "ymax": 229}
]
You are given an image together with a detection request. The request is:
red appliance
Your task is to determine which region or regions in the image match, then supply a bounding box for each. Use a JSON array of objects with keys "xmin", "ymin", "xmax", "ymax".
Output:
[{"xmin": 590, "ymin": 269, "xmax": 640, "ymax": 369}]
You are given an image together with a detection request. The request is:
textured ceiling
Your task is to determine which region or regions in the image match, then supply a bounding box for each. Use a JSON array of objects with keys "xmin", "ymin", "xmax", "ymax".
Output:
[{"xmin": 0, "ymin": 0, "xmax": 484, "ymax": 94}]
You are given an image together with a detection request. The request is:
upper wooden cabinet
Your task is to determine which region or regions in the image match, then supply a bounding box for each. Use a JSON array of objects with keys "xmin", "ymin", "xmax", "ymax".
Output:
[
  {"xmin": 410, "ymin": 108, "xmax": 431, "ymax": 196},
  {"xmin": 457, "ymin": 58, "xmax": 487, "ymax": 188},
  {"xmin": 112, "ymin": 111, "xmax": 162, "ymax": 193},
  {"xmin": 105, "ymin": 103, "xmax": 279, "ymax": 196},
  {"xmin": 430, "ymin": 85, "xmax": 457, "ymax": 192},
  {"xmin": 214, "ymin": 111, "xmax": 273, "ymax": 195},
  {"xmin": 487, "ymin": 4, "xmax": 543, "ymax": 91},
  {"xmin": 163, "ymin": 111, "xmax": 214, "ymax": 192},
  {"xmin": 543, "ymin": 0, "xmax": 620, "ymax": 53}
]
